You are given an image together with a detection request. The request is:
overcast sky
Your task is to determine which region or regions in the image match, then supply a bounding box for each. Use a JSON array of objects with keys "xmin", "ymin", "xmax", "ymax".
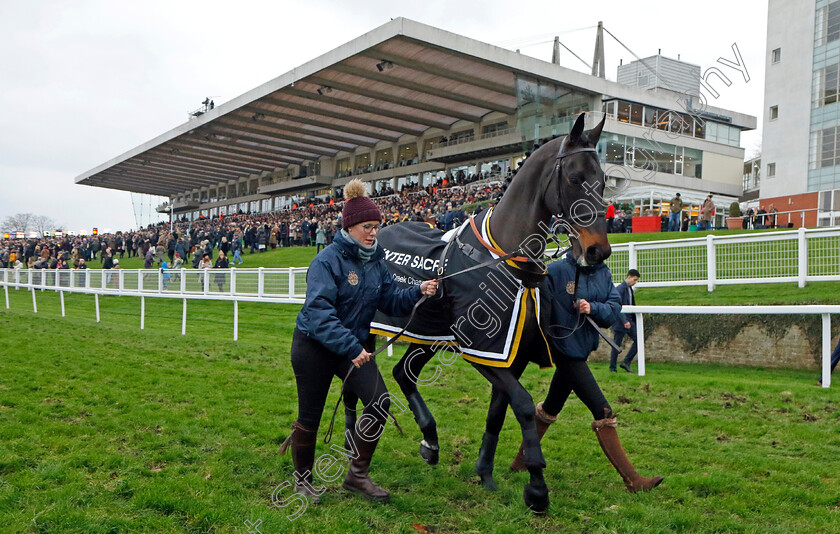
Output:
[{"xmin": 0, "ymin": 0, "xmax": 768, "ymax": 233}]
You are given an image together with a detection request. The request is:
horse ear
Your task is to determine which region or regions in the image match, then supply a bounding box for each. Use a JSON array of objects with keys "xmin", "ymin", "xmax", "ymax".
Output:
[
  {"xmin": 586, "ymin": 113, "xmax": 607, "ymax": 143},
  {"xmin": 569, "ymin": 112, "xmax": 586, "ymax": 143}
]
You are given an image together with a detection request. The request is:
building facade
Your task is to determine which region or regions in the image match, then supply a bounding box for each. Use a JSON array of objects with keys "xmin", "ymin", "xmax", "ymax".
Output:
[{"xmin": 762, "ymin": 0, "xmax": 840, "ymax": 227}]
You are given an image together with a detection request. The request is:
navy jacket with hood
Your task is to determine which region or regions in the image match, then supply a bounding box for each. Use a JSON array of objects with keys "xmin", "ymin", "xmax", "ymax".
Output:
[
  {"xmin": 543, "ymin": 253, "xmax": 621, "ymax": 360},
  {"xmin": 296, "ymin": 230, "xmax": 422, "ymax": 359}
]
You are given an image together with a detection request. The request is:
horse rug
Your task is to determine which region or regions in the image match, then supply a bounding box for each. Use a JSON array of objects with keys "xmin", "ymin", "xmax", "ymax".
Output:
[{"xmin": 370, "ymin": 209, "xmax": 552, "ymax": 368}]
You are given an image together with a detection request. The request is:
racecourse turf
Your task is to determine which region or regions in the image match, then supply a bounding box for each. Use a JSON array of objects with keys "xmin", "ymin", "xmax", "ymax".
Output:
[{"xmin": 0, "ymin": 287, "xmax": 839, "ymax": 533}]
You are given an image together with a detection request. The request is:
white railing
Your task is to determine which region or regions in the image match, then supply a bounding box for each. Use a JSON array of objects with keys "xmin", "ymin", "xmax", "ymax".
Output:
[
  {"xmin": 1, "ymin": 268, "xmax": 306, "ymax": 341},
  {"xmin": 602, "ymin": 227, "xmax": 840, "ymax": 291},
  {"xmin": 3, "ymin": 271, "xmax": 837, "ymax": 386},
  {"xmin": 625, "ymin": 305, "xmax": 840, "ymax": 388}
]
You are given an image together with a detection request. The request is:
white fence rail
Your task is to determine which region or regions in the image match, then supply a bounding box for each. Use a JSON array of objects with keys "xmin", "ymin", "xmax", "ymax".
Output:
[
  {"xmin": 625, "ymin": 305, "xmax": 840, "ymax": 388},
  {"xmin": 2, "ymin": 272, "xmax": 837, "ymax": 387},
  {"xmin": 603, "ymin": 227, "xmax": 840, "ymax": 291},
  {"xmin": 1, "ymin": 268, "xmax": 306, "ymax": 341}
]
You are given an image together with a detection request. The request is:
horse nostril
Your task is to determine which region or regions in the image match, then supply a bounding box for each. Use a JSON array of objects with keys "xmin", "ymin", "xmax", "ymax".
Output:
[{"xmin": 586, "ymin": 244, "xmax": 611, "ymax": 263}]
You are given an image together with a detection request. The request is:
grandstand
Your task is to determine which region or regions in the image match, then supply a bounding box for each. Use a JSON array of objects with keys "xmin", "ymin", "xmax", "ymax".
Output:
[{"xmin": 74, "ymin": 18, "xmax": 756, "ymax": 230}]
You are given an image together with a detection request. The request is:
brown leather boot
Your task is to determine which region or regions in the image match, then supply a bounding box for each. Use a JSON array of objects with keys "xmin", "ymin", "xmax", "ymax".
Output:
[
  {"xmin": 510, "ymin": 402, "xmax": 557, "ymax": 472},
  {"xmin": 592, "ymin": 416, "xmax": 663, "ymax": 493},
  {"xmin": 342, "ymin": 425, "xmax": 390, "ymax": 503},
  {"xmin": 279, "ymin": 421, "xmax": 322, "ymax": 504}
]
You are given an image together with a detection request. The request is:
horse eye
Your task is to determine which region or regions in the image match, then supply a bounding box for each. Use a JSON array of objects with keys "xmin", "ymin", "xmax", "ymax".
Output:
[{"xmin": 567, "ymin": 174, "xmax": 584, "ymax": 185}]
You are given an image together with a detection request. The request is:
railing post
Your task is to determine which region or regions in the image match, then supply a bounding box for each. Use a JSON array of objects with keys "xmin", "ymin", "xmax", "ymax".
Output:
[
  {"xmin": 3, "ymin": 270, "xmax": 9, "ymax": 309},
  {"xmin": 706, "ymin": 234, "xmax": 716, "ymax": 292},
  {"xmin": 231, "ymin": 268, "xmax": 237, "ymax": 296},
  {"xmin": 60, "ymin": 290, "xmax": 65, "ymax": 317},
  {"xmin": 69, "ymin": 269, "xmax": 75, "ymax": 289},
  {"xmin": 636, "ymin": 312, "xmax": 645, "ymax": 377},
  {"xmin": 822, "ymin": 313, "xmax": 831, "ymax": 388},
  {"xmin": 258, "ymin": 267, "xmax": 265, "ymax": 298},
  {"xmin": 95, "ymin": 293, "xmax": 100, "ymax": 322},
  {"xmin": 233, "ymin": 300, "xmax": 239, "ymax": 341},
  {"xmin": 138, "ymin": 269, "xmax": 143, "ymax": 292},
  {"xmin": 140, "ymin": 296, "xmax": 145, "ymax": 330},
  {"xmin": 85, "ymin": 269, "xmax": 91, "ymax": 290},
  {"xmin": 182, "ymin": 298, "xmax": 187, "ymax": 335},
  {"xmin": 798, "ymin": 227, "xmax": 807, "ymax": 288},
  {"xmin": 118, "ymin": 270, "xmax": 124, "ymax": 292},
  {"xmin": 158, "ymin": 268, "xmax": 163, "ymax": 293},
  {"xmin": 203, "ymin": 268, "xmax": 210, "ymax": 294},
  {"xmin": 14, "ymin": 268, "xmax": 20, "ymax": 290},
  {"xmin": 101, "ymin": 269, "xmax": 107, "ymax": 291},
  {"xmin": 288, "ymin": 267, "xmax": 295, "ymax": 298},
  {"xmin": 31, "ymin": 288, "xmax": 37, "ymax": 313},
  {"xmin": 628, "ymin": 242, "xmax": 637, "ymax": 272},
  {"xmin": 180, "ymin": 268, "xmax": 186, "ymax": 293}
]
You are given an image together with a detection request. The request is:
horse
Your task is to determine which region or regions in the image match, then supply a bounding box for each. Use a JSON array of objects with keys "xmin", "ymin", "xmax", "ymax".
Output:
[{"xmin": 349, "ymin": 112, "xmax": 610, "ymax": 513}]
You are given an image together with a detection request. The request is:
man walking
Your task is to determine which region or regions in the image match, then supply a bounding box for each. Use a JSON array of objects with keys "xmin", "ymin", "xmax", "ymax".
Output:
[
  {"xmin": 610, "ymin": 269, "xmax": 640, "ymax": 373},
  {"xmin": 668, "ymin": 193, "xmax": 683, "ymax": 232}
]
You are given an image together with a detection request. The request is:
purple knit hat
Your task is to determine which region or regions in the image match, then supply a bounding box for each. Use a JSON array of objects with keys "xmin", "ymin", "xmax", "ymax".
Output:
[{"xmin": 341, "ymin": 179, "xmax": 382, "ymax": 230}]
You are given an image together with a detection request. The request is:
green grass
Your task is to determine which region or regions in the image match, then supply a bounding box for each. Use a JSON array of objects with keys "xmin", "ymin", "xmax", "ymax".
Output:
[
  {"xmin": 103, "ymin": 246, "xmax": 319, "ymax": 270},
  {"xmin": 1, "ymin": 289, "xmax": 839, "ymax": 533}
]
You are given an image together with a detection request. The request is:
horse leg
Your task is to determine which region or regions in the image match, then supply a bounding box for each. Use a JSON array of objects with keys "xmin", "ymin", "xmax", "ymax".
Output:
[
  {"xmin": 392, "ymin": 343, "xmax": 440, "ymax": 465},
  {"xmin": 475, "ymin": 385, "xmax": 508, "ymax": 491},
  {"xmin": 471, "ymin": 362, "xmax": 549, "ymax": 514}
]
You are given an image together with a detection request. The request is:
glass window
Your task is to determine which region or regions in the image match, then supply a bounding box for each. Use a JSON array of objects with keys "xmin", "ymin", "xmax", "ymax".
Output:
[
  {"xmin": 693, "ymin": 116, "xmax": 705, "ymax": 139},
  {"xmin": 398, "ymin": 143, "xmax": 418, "ymax": 166},
  {"xmin": 820, "ymin": 190, "xmax": 833, "ymax": 210},
  {"xmin": 674, "ymin": 147, "xmax": 684, "ymax": 175},
  {"xmin": 772, "ymin": 48, "xmax": 781, "ymax": 63},
  {"xmin": 602, "ymin": 100, "xmax": 617, "ymax": 119},
  {"xmin": 643, "ymin": 107, "xmax": 657, "ymax": 128},
  {"xmin": 630, "ymin": 103, "xmax": 643, "ymax": 126},
  {"xmin": 728, "ymin": 126, "xmax": 740, "ymax": 146},
  {"xmin": 768, "ymin": 162, "xmax": 776, "ymax": 177},
  {"xmin": 825, "ymin": 63, "xmax": 839, "ymax": 105},
  {"xmin": 604, "ymin": 134, "xmax": 625, "ymax": 165},
  {"xmin": 375, "ymin": 148, "xmax": 393, "ymax": 170},
  {"xmin": 829, "ymin": 1, "xmax": 840, "ymax": 43},
  {"xmin": 821, "ymin": 127, "xmax": 835, "ymax": 168},
  {"xmin": 769, "ymin": 105, "xmax": 778, "ymax": 120},
  {"xmin": 617, "ymin": 101, "xmax": 631, "ymax": 123},
  {"xmin": 684, "ymin": 148, "xmax": 702, "ymax": 178}
]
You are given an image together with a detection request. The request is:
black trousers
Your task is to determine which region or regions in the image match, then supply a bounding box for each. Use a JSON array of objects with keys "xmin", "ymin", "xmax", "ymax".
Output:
[
  {"xmin": 290, "ymin": 329, "xmax": 390, "ymax": 432},
  {"xmin": 542, "ymin": 355, "xmax": 612, "ymax": 420}
]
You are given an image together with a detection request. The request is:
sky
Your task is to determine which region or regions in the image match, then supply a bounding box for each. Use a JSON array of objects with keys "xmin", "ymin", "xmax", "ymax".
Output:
[{"xmin": 0, "ymin": 0, "xmax": 769, "ymax": 234}]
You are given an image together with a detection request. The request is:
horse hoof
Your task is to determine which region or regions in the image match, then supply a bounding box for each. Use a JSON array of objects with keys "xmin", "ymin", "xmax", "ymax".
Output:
[
  {"xmin": 419, "ymin": 441, "xmax": 439, "ymax": 465},
  {"xmin": 523, "ymin": 482, "xmax": 549, "ymax": 514},
  {"xmin": 479, "ymin": 473, "xmax": 498, "ymax": 492}
]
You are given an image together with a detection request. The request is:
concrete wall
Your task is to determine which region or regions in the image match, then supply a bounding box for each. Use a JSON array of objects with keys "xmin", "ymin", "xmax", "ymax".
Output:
[
  {"xmin": 701, "ymin": 152, "xmax": 748, "ymax": 188},
  {"xmin": 589, "ymin": 317, "xmax": 839, "ymax": 370},
  {"xmin": 760, "ymin": 0, "xmax": 817, "ymax": 199}
]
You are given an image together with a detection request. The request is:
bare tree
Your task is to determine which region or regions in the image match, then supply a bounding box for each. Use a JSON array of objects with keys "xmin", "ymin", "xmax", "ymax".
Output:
[
  {"xmin": 31, "ymin": 215, "xmax": 57, "ymax": 235},
  {"xmin": 2, "ymin": 213, "xmax": 34, "ymax": 233}
]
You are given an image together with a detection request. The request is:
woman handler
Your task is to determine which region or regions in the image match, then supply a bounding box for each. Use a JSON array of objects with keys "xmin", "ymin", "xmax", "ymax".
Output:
[
  {"xmin": 509, "ymin": 251, "xmax": 663, "ymax": 492},
  {"xmin": 282, "ymin": 179, "xmax": 438, "ymax": 504}
]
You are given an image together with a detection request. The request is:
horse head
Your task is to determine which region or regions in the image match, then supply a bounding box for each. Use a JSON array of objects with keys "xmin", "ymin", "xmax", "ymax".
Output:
[{"xmin": 538, "ymin": 112, "xmax": 610, "ymax": 266}]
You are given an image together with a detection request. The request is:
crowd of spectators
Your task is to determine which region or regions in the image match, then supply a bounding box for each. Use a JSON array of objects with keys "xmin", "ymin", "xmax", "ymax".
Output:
[{"xmin": 0, "ymin": 177, "xmax": 505, "ymax": 271}]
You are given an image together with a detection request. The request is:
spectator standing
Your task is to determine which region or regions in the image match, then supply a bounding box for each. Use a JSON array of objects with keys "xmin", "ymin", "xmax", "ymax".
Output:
[
  {"xmin": 699, "ymin": 194, "xmax": 714, "ymax": 230},
  {"xmin": 315, "ymin": 224, "xmax": 326, "ymax": 253},
  {"xmin": 610, "ymin": 269, "xmax": 641, "ymax": 373},
  {"xmin": 213, "ymin": 252, "xmax": 229, "ymax": 291},
  {"xmin": 668, "ymin": 193, "xmax": 683, "ymax": 232}
]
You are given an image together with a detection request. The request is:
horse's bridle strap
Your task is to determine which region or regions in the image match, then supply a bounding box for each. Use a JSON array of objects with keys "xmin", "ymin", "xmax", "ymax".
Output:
[{"xmin": 468, "ymin": 216, "xmax": 532, "ymax": 264}]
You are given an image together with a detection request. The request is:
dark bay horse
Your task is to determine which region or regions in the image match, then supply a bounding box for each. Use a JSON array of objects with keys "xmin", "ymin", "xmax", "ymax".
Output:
[{"xmin": 350, "ymin": 113, "xmax": 610, "ymax": 513}]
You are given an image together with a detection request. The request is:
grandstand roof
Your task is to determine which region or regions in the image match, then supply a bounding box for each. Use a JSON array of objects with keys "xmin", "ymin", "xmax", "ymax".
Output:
[{"xmin": 75, "ymin": 18, "xmax": 757, "ymax": 198}]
